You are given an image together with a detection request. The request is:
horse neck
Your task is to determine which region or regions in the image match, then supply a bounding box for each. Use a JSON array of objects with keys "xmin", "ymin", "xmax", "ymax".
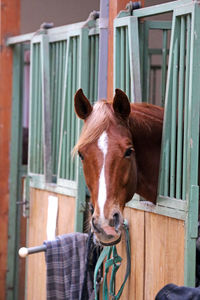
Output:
[{"xmin": 129, "ymin": 104, "xmax": 164, "ymax": 203}]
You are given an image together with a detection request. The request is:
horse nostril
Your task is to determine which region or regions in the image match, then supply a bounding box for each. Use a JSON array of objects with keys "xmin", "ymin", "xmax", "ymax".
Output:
[
  {"xmin": 109, "ymin": 212, "xmax": 120, "ymax": 229},
  {"xmin": 113, "ymin": 212, "xmax": 120, "ymax": 229},
  {"xmin": 91, "ymin": 217, "xmax": 101, "ymax": 233}
]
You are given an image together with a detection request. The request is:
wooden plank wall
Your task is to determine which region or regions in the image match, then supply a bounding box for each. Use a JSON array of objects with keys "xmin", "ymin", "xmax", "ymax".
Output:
[
  {"xmin": 116, "ymin": 207, "xmax": 185, "ymax": 300},
  {"xmin": 0, "ymin": 0, "xmax": 20, "ymax": 298},
  {"xmin": 26, "ymin": 188, "xmax": 76, "ymax": 300}
]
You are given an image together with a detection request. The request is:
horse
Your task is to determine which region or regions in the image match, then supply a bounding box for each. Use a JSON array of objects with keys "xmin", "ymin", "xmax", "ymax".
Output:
[{"xmin": 74, "ymin": 88, "xmax": 199, "ymax": 246}]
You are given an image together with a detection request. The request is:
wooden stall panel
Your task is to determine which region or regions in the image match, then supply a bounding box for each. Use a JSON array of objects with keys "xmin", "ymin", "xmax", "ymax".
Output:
[
  {"xmin": 27, "ymin": 188, "xmax": 76, "ymax": 300},
  {"xmin": 116, "ymin": 207, "xmax": 145, "ymax": 300},
  {"xmin": 144, "ymin": 212, "xmax": 185, "ymax": 299}
]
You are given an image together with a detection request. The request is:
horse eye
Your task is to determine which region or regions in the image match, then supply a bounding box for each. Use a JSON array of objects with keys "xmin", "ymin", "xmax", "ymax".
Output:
[
  {"xmin": 78, "ymin": 151, "xmax": 84, "ymax": 161},
  {"xmin": 124, "ymin": 147, "xmax": 133, "ymax": 158}
]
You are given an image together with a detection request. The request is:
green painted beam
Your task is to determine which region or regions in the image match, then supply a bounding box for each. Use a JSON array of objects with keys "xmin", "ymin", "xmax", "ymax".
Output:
[{"xmin": 6, "ymin": 44, "xmax": 23, "ymax": 300}]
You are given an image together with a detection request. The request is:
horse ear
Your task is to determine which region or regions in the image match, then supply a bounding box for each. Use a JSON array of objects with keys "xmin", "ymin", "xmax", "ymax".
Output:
[
  {"xmin": 74, "ymin": 89, "xmax": 93, "ymax": 120},
  {"xmin": 113, "ymin": 89, "xmax": 131, "ymax": 119}
]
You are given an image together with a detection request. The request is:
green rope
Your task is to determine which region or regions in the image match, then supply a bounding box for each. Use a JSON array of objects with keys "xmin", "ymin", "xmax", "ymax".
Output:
[{"xmin": 94, "ymin": 220, "xmax": 131, "ymax": 300}]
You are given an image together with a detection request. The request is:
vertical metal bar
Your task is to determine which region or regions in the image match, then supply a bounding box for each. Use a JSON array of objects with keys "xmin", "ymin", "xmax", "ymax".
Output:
[
  {"xmin": 125, "ymin": 26, "xmax": 130, "ymax": 98},
  {"xmin": 98, "ymin": 0, "xmax": 109, "ymax": 100},
  {"xmin": 34, "ymin": 44, "xmax": 39, "ymax": 173},
  {"xmin": 184, "ymin": 3, "xmax": 200, "ymax": 286},
  {"xmin": 29, "ymin": 43, "xmax": 36, "ymax": 173},
  {"xmin": 146, "ymin": 52, "xmax": 151, "ymax": 103},
  {"xmin": 66, "ymin": 44, "xmax": 72, "ymax": 180},
  {"xmin": 75, "ymin": 27, "xmax": 89, "ymax": 232},
  {"xmin": 158, "ymin": 13, "xmax": 176, "ymax": 197},
  {"xmin": 40, "ymin": 33, "xmax": 52, "ymax": 182},
  {"xmin": 164, "ymin": 140, "xmax": 170, "ymax": 196},
  {"xmin": 54, "ymin": 42, "xmax": 59, "ymax": 174},
  {"xmin": 120, "ymin": 27, "xmax": 125, "ymax": 91},
  {"xmin": 58, "ymin": 41, "xmax": 66, "ymax": 176},
  {"xmin": 38, "ymin": 47, "xmax": 43, "ymax": 174},
  {"xmin": 89, "ymin": 36, "xmax": 95, "ymax": 101},
  {"xmin": 176, "ymin": 16, "xmax": 185, "ymax": 199},
  {"xmin": 94, "ymin": 35, "xmax": 99, "ymax": 102},
  {"xmin": 170, "ymin": 33, "xmax": 178, "ymax": 198},
  {"xmin": 161, "ymin": 29, "xmax": 168, "ymax": 106},
  {"xmin": 128, "ymin": 16, "xmax": 142, "ymax": 102},
  {"xmin": 50, "ymin": 43, "xmax": 55, "ymax": 173},
  {"xmin": 70, "ymin": 37, "xmax": 77, "ymax": 180},
  {"xmin": 6, "ymin": 43, "xmax": 23, "ymax": 298},
  {"xmin": 113, "ymin": 24, "xmax": 120, "ymax": 91},
  {"xmin": 182, "ymin": 14, "xmax": 191, "ymax": 200},
  {"xmin": 35, "ymin": 44, "xmax": 40, "ymax": 173},
  {"xmin": 56, "ymin": 42, "xmax": 63, "ymax": 175},
  {"xmin": 142, "ymin": 21, "xmax": 149, "ymax": 102},
  {"xmin": 57, "ymin": 37, "xmax": 70, "ymax": 180}
]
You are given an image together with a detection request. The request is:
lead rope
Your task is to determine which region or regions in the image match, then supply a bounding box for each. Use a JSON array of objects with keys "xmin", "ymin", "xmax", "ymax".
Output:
[{"xmin": 94, "ymin": 220, "xmax": 131, "ymax": 300}]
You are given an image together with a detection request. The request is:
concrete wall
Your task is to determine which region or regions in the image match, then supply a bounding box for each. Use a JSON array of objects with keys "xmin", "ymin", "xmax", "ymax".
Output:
[{"xmin": 20, "ymin": 0, "xmax": 100, "ymax": 34}]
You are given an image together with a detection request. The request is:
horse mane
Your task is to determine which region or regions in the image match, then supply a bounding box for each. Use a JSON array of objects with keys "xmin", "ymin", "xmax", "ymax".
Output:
[
  {"xmin": 73, "ymin": 100, "xmax": 164, "ymax": 154},
  {"xmin": 73, "ymin": 100, "xmax": 116, "ymax": 153},
  {"xmin": 130, "ymin": 103, "xmax": 164, "ymax": 141},
  {"xmin": 131, "ymin": 103, "xmax": 163, "ymax": 128}
]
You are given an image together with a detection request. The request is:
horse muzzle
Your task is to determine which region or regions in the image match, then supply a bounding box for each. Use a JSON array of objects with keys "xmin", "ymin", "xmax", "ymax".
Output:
[{"xmin": 91, "ymin": 212, "xmax": 122, "ymax": 246}]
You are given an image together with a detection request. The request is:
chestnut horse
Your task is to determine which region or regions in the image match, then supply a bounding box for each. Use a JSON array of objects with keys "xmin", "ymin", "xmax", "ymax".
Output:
[{"xmin": 74, "ymin": 89, "xmax": 199, "ymax": 246}]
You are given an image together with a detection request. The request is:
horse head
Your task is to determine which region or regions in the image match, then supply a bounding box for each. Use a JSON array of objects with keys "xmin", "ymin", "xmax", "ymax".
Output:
[{"xmin": 74, "ymin": 89, "xmax": 137, "ymax": 245}]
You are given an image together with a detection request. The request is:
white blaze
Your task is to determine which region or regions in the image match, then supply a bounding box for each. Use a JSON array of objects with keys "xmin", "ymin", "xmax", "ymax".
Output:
[{"xmin": 97, "ymin": 131, "xmax": 108, "ymax": 218}]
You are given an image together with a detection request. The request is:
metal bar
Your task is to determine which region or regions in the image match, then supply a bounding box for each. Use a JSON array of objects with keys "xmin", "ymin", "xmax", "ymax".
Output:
[
  {"xmin": 113, "ymin": 26, "xmax": 120, "ymax": 91},
  {"xmin": 161, "ymin": 29, "xmax": 168, "ymax": 106},
  {"xmin": 142, "ymin": 21, "xmax": 149, "ymax": 102},
  {"xmin": 164, "ymin": 140, "xmax": 170, "ymax": 196},
  {"xmin": 6, "ymin": 21, "xmax": 87, "ymax": 45},
  {"xmin": 56, "ymin": 42, "xmax": 63, "ymax": 175},
  {"xmin": 182, "ymin": 14, "xmax": 191, "ymax": 200},
  {"xmin": 184, "ymin": 3, "xmax": 200, "ymax": 286},
  {"xmin": 158, "ymin": 12, "xmax": 176, "ymax": 198},
  {"xmin": 128, "ymin": 16, "xmax": 142, "ymax": 102},
  {"xmin": 70, "ymin": 37, "xmax": 77, "ymax": 181},
  {"xmin": 37, "ymin": 44, "xmax": 43, "ymax": 174},
  {"xmin": 50, "ymin": 43, "xmax": 55, "ymax": 174},
  {"xmin": 144, "ymin": 20, "xmax": 172, "ymax": 30},
  {"xmin": 52, "ymin": 42, "xmax": 59, "ymax": 174},
  {"xmin": 132, "ymin": 0, "xmax": 192, "ymax": 18},
  {"xmin": 125, "ymin": 26, "xmax": 130, "ymax": 98},
  {"xmin": 89, "ymin": 36, "xmax": 95, "ymax": 100},
  {"xmin": 170, "ymin": 33, "xmax": 178, "ymax": 198},
  {"xmin": 146, "ymin": 52, "xmax": 151, "ymax": 103},
  {"xmin": 28, "ymin": 42, "xmax": 33, "ymax": 174},
  {"xmin": 176, "ymin": 16, "xmax": 185, "ymax": 199},
  {"xmin": 75, "ymin": 27, "xmax": 89, "ymax": 232},
  {"xmin": 66, "ymin": 45, "xmax": 72, "ymax": 180},
  {"xmin": 94, "ymin": 35, "xmax": 99, "ymax": 102},
  {"xmin": 34, "ymin": 44, "xmax": 40, "ymax": 173},
  {"xmin": 57, "ymin": 37, "xmax": 70, "ymax": 180},
  {"xmin": 6, "ymin": 43, "xmax": 23, "ymax": 298},
  {"xmin": 40, "ymin": 34, "xmax": 52, "ymax": 182},
  {"xmin": 120, "ymin": 27, "xmax": 125, "ymax": 91},
  {"xmin": 97, "ymin": 0, "xmax": 109, "ymax": 100},
  {"xmin": 18, "ymin": 245, "xmax": 47, "ymax": 257},
  {"xmin": 148, "ymin": 49, "xmax": 168, "ymax": 56}
]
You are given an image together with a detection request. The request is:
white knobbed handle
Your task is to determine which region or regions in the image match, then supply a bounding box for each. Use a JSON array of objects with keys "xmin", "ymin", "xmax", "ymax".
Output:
[{"xmin": 19, "ymin": 247, "xmax": 29, "ymax": 258}]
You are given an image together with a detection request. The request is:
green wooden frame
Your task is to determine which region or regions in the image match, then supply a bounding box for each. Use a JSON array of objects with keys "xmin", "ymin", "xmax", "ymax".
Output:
[{"xmin": 6, "ymin": 44, "xmax": 27, "ymax": 299}]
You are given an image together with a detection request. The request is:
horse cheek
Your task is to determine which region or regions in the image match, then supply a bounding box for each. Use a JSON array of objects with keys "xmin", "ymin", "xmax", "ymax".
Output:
[{"xmin": 122, "ymin": 159, "xmax": 137, "ymax": 202}]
